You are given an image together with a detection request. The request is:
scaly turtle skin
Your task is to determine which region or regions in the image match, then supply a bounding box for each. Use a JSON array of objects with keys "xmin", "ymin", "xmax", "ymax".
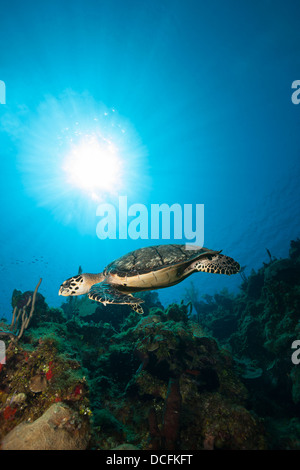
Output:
[{"xmin": 59, "ymin": 244, "xmax": 240, "ymax": 314}]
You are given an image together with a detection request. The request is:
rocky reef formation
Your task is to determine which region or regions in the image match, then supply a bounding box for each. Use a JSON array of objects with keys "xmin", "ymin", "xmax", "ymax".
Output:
[
  {"xmin": 0, "ymin": 287, "xmax": 266, "ymax": 450},
  {"xmin": 187, "ymin": 239, "xmax": 300, "ymax": 449},
  {"xmin": 1, "ymin": 402, "xmax": 89, "ymax": 450}
]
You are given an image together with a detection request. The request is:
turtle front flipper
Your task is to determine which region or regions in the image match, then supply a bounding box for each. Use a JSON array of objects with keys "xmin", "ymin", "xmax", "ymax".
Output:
[
  {"xmin": 88, "ymin": 283, "xmax": 144, "ymax": 314},
  {"xmin": 190, "ymin": 253, "xmax": 240, "ymax": 275}
]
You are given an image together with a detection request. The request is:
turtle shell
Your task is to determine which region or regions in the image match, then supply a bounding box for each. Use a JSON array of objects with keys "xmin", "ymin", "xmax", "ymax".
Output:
[{"xmin": 103, "ymin": 244, "xmax": 219, "ymax": 277}]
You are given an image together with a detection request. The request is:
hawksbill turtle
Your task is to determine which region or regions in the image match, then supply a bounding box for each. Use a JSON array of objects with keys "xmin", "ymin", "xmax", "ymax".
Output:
[{"xmin": 58, "ymin": 244, "xmax": 240, "ymax": 314}]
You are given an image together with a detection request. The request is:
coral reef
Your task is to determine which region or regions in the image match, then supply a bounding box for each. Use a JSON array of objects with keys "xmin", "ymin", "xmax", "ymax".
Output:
[
  {"xmin": 0, "ymin": 298, "xmax": 91, "ymax": 449},
  {"xmin": 0, "ymin": 289, "xmax": 265, "ymax": 450},
  {"xmin": 188, "ymin": 239, "xmax": 300, "ymax": 449},
  {"xmin": 0, "ymin": 279, "xmax": 42, "ymax": 340}
]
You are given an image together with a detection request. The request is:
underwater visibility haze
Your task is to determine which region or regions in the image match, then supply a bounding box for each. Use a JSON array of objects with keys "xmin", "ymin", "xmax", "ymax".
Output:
[{"xmin": 0, "ymin": 0, "xmax": 300, "ymax": 452}]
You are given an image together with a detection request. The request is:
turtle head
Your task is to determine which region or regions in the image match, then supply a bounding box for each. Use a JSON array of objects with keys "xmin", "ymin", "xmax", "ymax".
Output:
[
  {"xmin": 59, "ymin": 273, "xmax": 103, "ymax": 297},
  {"xmin": 59, "ymin": 274, "xmax": 88, "ymax": 296}
]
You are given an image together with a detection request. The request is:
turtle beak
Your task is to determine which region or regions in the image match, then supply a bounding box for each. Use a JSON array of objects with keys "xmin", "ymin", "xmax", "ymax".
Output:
[{"xmin": 58, "ymin": 285, "xmax": 67, "ymax": 296}]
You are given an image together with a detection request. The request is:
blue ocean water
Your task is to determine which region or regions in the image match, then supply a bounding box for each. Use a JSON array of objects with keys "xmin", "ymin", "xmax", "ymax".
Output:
[{"xmin": 0, "ymin": 0, "xmax": 299, "ymax": 319}]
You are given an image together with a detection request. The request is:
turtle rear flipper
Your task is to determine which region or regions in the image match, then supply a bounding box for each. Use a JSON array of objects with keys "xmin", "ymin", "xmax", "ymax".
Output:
[
  {"xmin": 190, "ymin": 254, "xmax": 240, "ymax": 275},
  {"xmin": 88, "ymin": 283, "xmax": 144, "ymax": 314}
]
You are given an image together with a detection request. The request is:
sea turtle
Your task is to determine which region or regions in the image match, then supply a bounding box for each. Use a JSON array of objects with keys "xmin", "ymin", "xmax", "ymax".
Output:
[{"xmin": 58, "ymin": 244, "xmax": 240, "ymax": 314}]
